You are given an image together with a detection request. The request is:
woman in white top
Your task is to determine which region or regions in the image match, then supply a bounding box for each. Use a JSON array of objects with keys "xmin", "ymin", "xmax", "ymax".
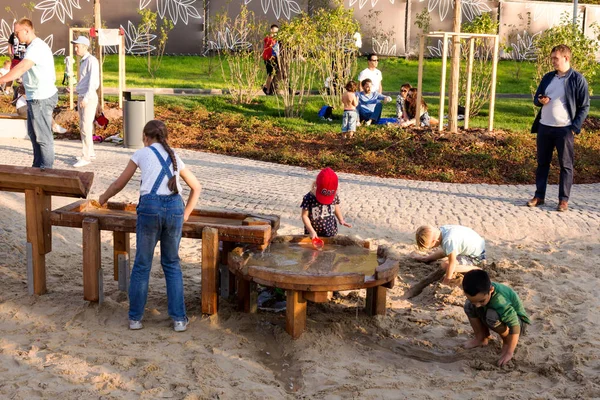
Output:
[{"xmin": 99, "ymin": 120, "xmax": 201, "ymax": 332}]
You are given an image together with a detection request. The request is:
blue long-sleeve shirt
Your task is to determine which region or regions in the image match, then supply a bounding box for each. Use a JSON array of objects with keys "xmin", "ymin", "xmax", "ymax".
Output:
[{"xmin": 357, "ymin": 91, "xmax": 388, "ymax": 114}]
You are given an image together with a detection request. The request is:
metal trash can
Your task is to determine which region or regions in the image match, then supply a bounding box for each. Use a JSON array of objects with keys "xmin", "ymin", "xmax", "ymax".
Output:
[{"xmin": 122, "ymin": 90, "xmax": 155, "ymax": 149}]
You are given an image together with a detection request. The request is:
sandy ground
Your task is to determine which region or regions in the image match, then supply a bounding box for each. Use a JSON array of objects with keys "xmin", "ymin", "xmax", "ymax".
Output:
[{"xmin": 1, "ymin": 139, "xmax": 600, "ymax": 399}]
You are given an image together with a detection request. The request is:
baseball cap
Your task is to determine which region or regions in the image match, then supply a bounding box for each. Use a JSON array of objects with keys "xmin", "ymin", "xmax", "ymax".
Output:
[
  {"xmin": 315, "ymin": 167, "xmax": 338, "ymax": 205},
  {"xmin": 71, "ymin": 36, "xmax": 90, "ymax": 46}
]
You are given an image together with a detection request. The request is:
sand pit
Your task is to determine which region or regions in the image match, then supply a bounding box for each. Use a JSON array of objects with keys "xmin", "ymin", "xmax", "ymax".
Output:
[{"xmin": 1, "ymin": 144, "xmax": 600, "ymax": 397}]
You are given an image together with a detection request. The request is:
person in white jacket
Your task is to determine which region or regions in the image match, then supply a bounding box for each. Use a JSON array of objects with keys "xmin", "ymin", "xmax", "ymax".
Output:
[{"xmin": 71, "ymin": 36, "xmax": 100, "ymax": 168}]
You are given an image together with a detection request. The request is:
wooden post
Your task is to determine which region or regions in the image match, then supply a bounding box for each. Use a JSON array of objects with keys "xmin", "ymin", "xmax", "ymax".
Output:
[
  {"xmin": 118, "ymin": 33, "xmax": 125, "ymax": 109},
  {"xmin": 201, "ymin": 227, "xmax": 219, "ymax": 314},
  {"xmin": 94, "ymin": 0, "xmax": 104, "ymax": 110},
  {"xmin": 365, "ymin": 285, "xmax": 387, "ymax": 316},
  {"xmin": 24, "ymin": 188, "xmax": 51, "ymax": 295},
  {"xmin": 464, "ymin": 37, "xmax": 475, "ymax": 129},
  {"xmin": 448, "ymin": 0, "xmax": 462, "ymax": 133},
  {"xmin": 439, "ymin": 33, "xmax": 449, "ymax": 132},
  {"xmin": 236, "ymin": 277, "xmax": 257, "ymax": 313},
  {"xmin": 113, "ymin": 231, "xmax": 129, "ymax": 281},
  {"xmin": 83, "ymin": 217, "xmax": 102, "ymax": 302},
  {"xmin": 286, "ymin": 290, "xmax": 307, "ymax": 339},
  {"xmin": 68, "ymin": 28, "xmax": 74, "ymax": 110},
  {"xmin": 415, "ymin": 35, "xmax": 425, "ymax": 125},
  {"xmin": 488, "ymin": 36, "xmax": 500, "ymax": 132}
]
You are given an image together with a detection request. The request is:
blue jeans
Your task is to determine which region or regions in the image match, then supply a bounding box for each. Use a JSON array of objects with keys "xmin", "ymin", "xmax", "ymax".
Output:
[
  {"xmin": 27, "ymin": 92, "xmax": 58, "ymax": 169},
  {"xmin": 129, "ymin": 194, "xmax": 186, "ymax": 322},
  {"xmin": 358, "ymin": 103, "xmax": 383, "ymax": 123},
  {"xmin": 534, "ymin": 124, "xmax": 574, "ymax": 201}
]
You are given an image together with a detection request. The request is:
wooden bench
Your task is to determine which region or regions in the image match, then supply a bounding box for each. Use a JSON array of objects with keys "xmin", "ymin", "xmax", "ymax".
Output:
[{"xmin": 0, "ymin": 112, "xmax": 28, "ymax": 139}]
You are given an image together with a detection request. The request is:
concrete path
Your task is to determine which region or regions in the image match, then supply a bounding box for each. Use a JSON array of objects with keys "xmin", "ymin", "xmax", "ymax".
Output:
[{"xmin": 1, "ymin": 137, "xmax": 599, "ymax": 246}]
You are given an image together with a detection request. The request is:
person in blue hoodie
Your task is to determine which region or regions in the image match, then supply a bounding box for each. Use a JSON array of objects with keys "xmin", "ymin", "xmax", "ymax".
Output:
[{"xmin": 357, "ymin": 78, "xmax": 391, "ymax": 126}]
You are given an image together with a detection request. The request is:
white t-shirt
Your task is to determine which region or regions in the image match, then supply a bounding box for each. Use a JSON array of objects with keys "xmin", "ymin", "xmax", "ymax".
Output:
[
  {"xmin": 540, "ymin": 75, "xmax": 571, "ymax": 127},
  {"xmin": 130, "ymin": 143, "xmax": 186, "ymax": 196},
  {"xmin": 23, "ymin": 37, "xmax": 58, "ymax": 100},
  {"xmin": 440, "ymin": 225, "xmax": 485, "ymax": 258},
  {"xmin": 357, "ymin": 68, "xmax": 383, "ymax": 93}
]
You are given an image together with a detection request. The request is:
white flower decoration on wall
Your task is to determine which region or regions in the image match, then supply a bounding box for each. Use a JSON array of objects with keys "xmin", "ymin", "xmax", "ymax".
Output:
[
  {"xmin": 372, "ymin": 38, "xmax": 397, "ymax": 56},
  {"xmin": 422, "ymin": 0, "xmax": 490, "ymax": 22},
  {"xmin": 43, "ymin": 34, "xmax": 65, "ymax": 55},
  {"xmin": 506, "ymin": 31, "xmax": 539, "ymax": 61},
  {"xmin": 525, "ymin": 4, "xmax": 572, "ymax": 26},
  {"xmin": 348, "ymin": 0, "xmax": 395, "ymax": 10},
  {"xmin": 244, "ymin": 0, "xmax": 302, "ymax": 20},
  {"xmin": 427, "ymin": 38, "xmax": 452, "ymax": 57},
  {"xmin": 0, "ymin": 19, "xmax": 14, "ymax": 55},
  {"xmin": 35, "ymin": 0, "xmax": 90, "ymax": 24},
  {"xmin": 122, "ymin": 20, "xmax": 157, "ymax": 55},
  {"xmin": 139, "ymin": 0, "xmax": 202, "ymax": 25},
  {"xmin": 205, "ymin": 27, "xmax": 252, "ymax": 54}
]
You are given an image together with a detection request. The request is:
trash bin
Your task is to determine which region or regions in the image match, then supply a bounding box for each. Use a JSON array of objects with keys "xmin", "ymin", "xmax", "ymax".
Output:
[{"xmin": 122, "ymin": 90, "xmax": 155, "ymax": 149}]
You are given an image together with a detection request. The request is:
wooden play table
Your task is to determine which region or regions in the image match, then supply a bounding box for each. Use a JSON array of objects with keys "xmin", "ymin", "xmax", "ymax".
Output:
[
  {"xmin": 228, "ymin": 235, "xmax": 399, "ymax": 338},
  {"xmin": 51, "ymin": 200, "xmax": 279, "ymax": 313}
]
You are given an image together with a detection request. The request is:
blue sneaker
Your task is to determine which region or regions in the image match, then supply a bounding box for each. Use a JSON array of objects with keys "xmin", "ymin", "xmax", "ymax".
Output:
[{"xmin": 173, "ymin": 318, "xmax": 189, "ymax": 332}]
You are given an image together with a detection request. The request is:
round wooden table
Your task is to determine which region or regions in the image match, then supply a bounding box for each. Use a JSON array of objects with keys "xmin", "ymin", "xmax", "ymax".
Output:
[{"xmin": 228, "ymin": 235, "xmax": 399, "ymax": 338}]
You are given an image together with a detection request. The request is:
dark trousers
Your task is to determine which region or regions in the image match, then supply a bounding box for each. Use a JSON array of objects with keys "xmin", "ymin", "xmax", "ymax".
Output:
[{"xmin": 535, "ymin": 124, "xmax": 574, "ymax": 202}]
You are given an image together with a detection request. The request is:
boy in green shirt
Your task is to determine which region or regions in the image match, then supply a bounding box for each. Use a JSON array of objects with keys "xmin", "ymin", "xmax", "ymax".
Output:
[{"xmin": 462, "ymin": 269, "xmax": 530, "ymax": 366}]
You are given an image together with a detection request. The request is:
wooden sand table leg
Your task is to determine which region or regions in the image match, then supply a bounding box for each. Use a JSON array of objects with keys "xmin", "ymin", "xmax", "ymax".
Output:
[
  {"xmin": 236, "ymin": 277, "xmax": 257, "ymax": 313},
  {"xmin": 201, "ymin": 227, "xmax": 219, "ymax": 315},
  {"xmin": 82, "ymin": 217, "xmax": 102, "ymax": 302},
  {"xmin": 24, "ymin": 188, "xmax": 51, "ymax": 295},
  {"xmin": 366, "ymin": 285, "xmax": 388, "ymax": 316},
  {"xmin": 286, "ymin": 290, "xmax": 307, "ymax": 339}
]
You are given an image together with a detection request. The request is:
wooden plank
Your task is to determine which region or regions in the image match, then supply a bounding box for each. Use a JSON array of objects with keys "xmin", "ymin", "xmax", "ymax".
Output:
[
  {"xmin": 286, "ymin": 290, "xmax": 307, "ymax": 339},
  {"xmin": 247, "ymin": 265, "xmax": 364, "ymax": 287},
  {"xmin": 220, "ymin": 241, "xmax": 236, "ymax": 298},
  {"xmin": 201, "ymin": 227, "xmax": 219, "ymax": 315},
  {"xmin": 82, "ymin": 218, "xmax": 101, "ymax": 302},
  {"xmin": 0, "ymin": 165, "xmax": 93, "ymax": 197},
  {"xmin": 439, "ymin": 32, "xmax": 449, "ymax": 132},
  {"xmin": 366, "ymin": 285, "xmax": 387, "ymax": 316},
  {"xmin": 25, "ymin": 189, "xmax": 47, "ymax": 295},
  {"xmin": 113, "ymin": 231, "xmax": 129, "ymax": 281},
  {"xmin": 303, "ymin": 291, "xmax": 331, "ymax": 303},
  {"xmin": 375, "ymin": 259, "xmax": 400, "ymax": 282},
  {"xmin": 416, "ymin": 34, "xmax": 424, "ymax": 124},
  {"xmin": 251, "ymin": 276, "xmax": 389, "ymax": 293}
]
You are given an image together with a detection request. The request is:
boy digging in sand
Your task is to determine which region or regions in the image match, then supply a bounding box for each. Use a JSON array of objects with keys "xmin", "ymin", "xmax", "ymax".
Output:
[
  {"xmin": 411, "ymin": 224, "xmax": 485, "ymax": 284},
  {"xmin": 462, "ymin": 269, "xmax": 530, "ymax": 366}
]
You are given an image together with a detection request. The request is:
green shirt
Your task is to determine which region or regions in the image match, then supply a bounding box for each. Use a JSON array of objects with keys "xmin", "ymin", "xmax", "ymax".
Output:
[{"xmin": 485, "ymin": 282, "xmax": 531, "ymax": 328}]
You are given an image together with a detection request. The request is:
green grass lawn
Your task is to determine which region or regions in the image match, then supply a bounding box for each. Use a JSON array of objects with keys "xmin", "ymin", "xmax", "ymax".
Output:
[{"xmin": 45, "ymin": 55, "xmax": 600, "ymax": 94}]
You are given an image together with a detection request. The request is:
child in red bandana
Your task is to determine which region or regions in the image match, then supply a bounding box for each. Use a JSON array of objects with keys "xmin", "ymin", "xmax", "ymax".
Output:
[{"xmin": 301, "ymin": 167, "xmax": 352, "ymax": 239}]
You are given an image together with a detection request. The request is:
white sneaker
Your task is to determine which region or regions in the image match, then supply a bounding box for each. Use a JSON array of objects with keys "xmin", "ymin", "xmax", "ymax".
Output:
[
  {"xmin": 73, "ymin": 159, "xmax": 91, "ymax": 168},
  {"xmin": 173, "ymin": 318, "xmax": 189, "ymax": 332},
  {"xmin": 365, "ymin": 120, "xmax": 372, "ymax": 126},
  {"xmin": 129, "ymin": 320, "xmax": 143, "ymax": 330},
  {"xmin": 77, "ymin": 156, "xmax": 96, "ymax": 161},
  {"xmin": 52, "ymin": 123, "xmax": 67, "ymax": 133}
]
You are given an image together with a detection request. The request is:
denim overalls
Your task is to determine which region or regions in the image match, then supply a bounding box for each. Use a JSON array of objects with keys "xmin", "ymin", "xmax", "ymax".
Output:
[{"xmin": 128, "ymin": 146, "xmax": 186, "ymax": 322}]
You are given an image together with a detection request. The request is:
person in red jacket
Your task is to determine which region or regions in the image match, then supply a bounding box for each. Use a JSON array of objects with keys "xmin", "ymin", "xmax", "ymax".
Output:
[{"xmin": 262, "ymin": 24, "xmax": 279, "ymax": 95}]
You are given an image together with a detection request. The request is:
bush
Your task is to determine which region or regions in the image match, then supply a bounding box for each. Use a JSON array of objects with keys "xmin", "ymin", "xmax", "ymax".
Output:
[{"xmin": 532, "ymin": 13, "xmax": 600, "ymax": 98}]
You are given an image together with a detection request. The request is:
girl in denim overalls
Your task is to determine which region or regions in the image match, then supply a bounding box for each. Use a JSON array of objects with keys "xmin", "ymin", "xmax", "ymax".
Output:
[{"xmin": 99, "ymin": 120, "xmax": 201, "ymax": 332}]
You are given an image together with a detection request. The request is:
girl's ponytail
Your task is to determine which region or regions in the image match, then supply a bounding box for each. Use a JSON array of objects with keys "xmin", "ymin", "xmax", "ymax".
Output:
[{"xmin": 143, "ymin": 120, "xmax": 179, "ymax": 193}]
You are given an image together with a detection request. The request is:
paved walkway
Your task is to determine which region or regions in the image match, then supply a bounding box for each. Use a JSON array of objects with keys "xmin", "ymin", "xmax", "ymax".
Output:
[{"xmin": 1, "ymin": 138, "xmax": 599, "ymax": 246}]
